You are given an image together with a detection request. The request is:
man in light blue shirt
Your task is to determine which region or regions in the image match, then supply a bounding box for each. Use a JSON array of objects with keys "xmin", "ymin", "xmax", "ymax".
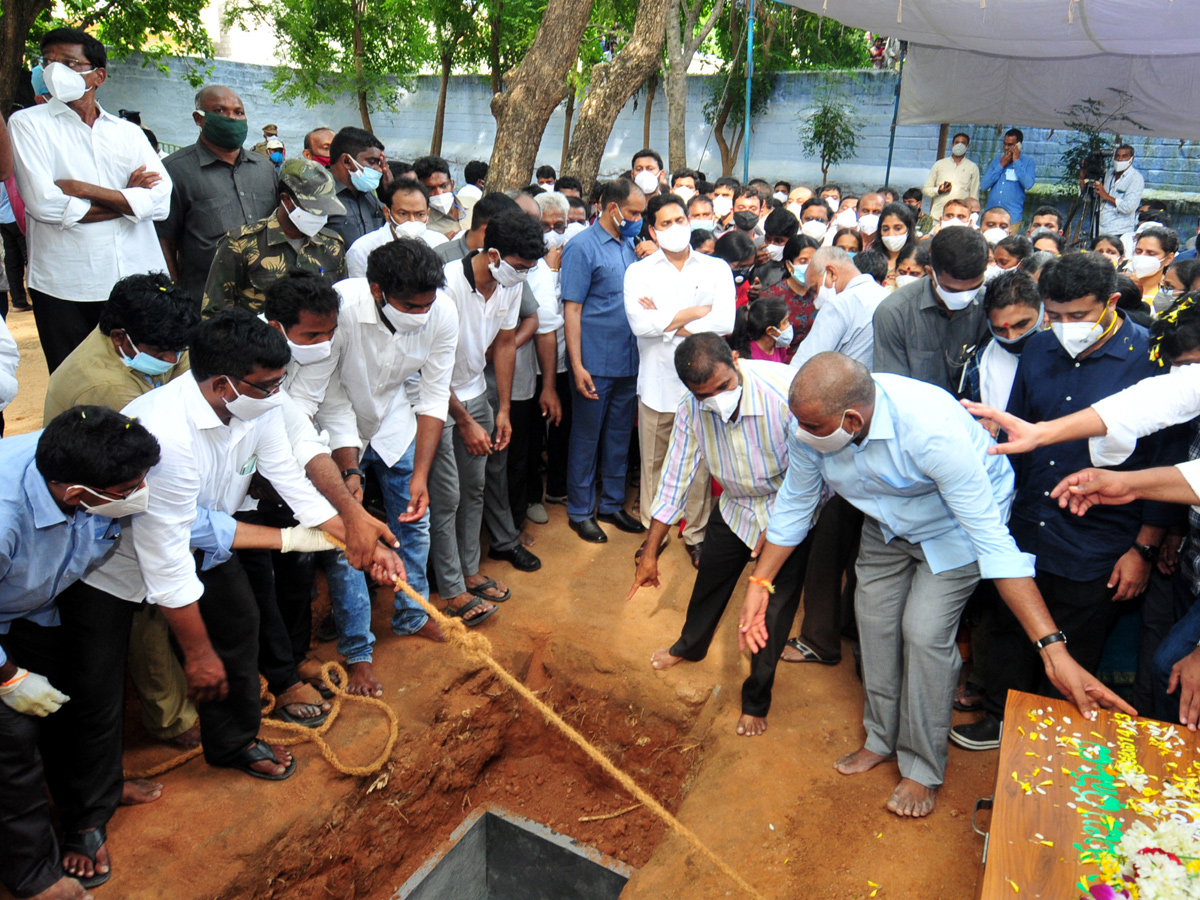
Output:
[
  {"xmin": 0, "ymin": 406, "xmax": 160, "ymax": 900},
  {"xmin": 1092, "ymin": 145, "xmax": 1144, "ymax": 240},
  {"xmin": 980, "ymin": 128, "xmax": 1036, "ymax": 225},
  {"xmin": 738, "ymin": 353, "xmax": 1133, "ymax": 820}
]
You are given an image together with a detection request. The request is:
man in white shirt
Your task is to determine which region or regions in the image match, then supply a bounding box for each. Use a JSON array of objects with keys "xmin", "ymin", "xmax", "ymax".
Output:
[
  {"xmin": 624, "ymin": 192, "xmax": 735, "ymax": 566},
  {"xmin": 121, "ymin": 310, "xmax": 403, "ymax": 780},
  {"xmin": 425, "ymin": 211, "xmax": 544, "ymax": 622},
  {"xmin": 346, "ymin": 178, "xmax": 448, "ymax": 278},
  {"xmin": 315, "ymin": 240, "xmax": 459, "ymax": 635},
  {"xmin": 9, "ymin": 28, "xmax": 171, "ymax": 373},
  {"xmin": 0, "ymin": 314, "xmax": 17, "ymax": 436},
  {"xmin": 1090, "ymin": 145, "xmax": 1145, "ymax": 243},
  {"xmin": 922, "ymin": 132, "xmax": 980, "ymax": 221}
]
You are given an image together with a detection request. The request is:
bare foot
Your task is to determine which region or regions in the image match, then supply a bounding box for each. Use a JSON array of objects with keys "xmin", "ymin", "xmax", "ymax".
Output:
[
  {"xmin": 834, "ymin": 747, "xmax": 895, "ymax": 776},
  {"xmin": 120, "ymin": 778, "xmax": 163, "ymax": 805},
  {"xmin": 886, "ymin": 778, "xmax": 937, "ymax": 818},
  {"xmin": 446, "ymin": 592, "xmax": 497, "ymax": 622},
  {"xmin": 62, "ymin": 832, "xmax": 109, "ymax": 882},
  {"xmin": 248, "ymin": 742, "xmax": 294, "ymax": 777},
  {"xmin": 412, "ymin": 617, "xmax": 448, "ymax": 642},
  {"xmin": 345, "ymin": 661, "xmax": 384, "ymax": 698},
  {"xmin": 165, "ymin": 723, "xmax": 201, "ymax": 749},
  {"xmin": 650, "ymin": 648, "xmax": 685, "ymax": 670},
  {"xmin": 736, "ymin": 714, "xmax": 768, "ymax": 737},
  {"xmin": 463, "ymin": 575, "xmax": 509, "ymax": 601},
  {"xmin": 276, "ymin": 682, "xmax": 330, "ymax": 720},
  {"xmin": 519, "ymin": 530, "xmax": 536, "ymax": 547},
  {"xmin": 29, "ymin": 875, "xmax": 93, "ymax": 900}
]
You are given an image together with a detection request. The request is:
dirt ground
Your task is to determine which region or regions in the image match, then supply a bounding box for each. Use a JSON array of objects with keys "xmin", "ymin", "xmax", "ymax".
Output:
[{"xmin": 4, "ymin": 319, "xmax": 1000, "ymax": 900}]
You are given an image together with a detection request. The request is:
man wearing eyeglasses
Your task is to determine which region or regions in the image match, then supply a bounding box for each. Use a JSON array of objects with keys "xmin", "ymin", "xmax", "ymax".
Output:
[{"xmin": 9, "ymin": 28, "xmax": 172, "ymax": 373}]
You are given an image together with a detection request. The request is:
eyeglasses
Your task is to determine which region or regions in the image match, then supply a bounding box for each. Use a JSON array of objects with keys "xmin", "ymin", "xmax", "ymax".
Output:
[
  {"xmin": 39, "ymin": 55, "xmax": 94, "ymax": 72},
  {"xmin": 86, "ymin": 480, "xmax": 147, "ymax": 501},
  {"xmin": 230, "ymin": 374, "xmax": 282, "ymax": 397},
  {"xmin": 543, "ymin": 223, "xmax": 567, "ymax": 234}
]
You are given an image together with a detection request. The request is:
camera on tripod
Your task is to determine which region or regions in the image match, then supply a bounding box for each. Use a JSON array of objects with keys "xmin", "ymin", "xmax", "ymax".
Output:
[{"xmin": 1082, "ymin": 150, "xmax": 1108, "ymax": 191}]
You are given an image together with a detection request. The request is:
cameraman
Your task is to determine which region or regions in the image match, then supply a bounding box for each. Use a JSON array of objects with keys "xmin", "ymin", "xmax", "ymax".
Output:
[{"xmin": 1080, "ymin": 145, "xmax": 1143, "ymax": 244}]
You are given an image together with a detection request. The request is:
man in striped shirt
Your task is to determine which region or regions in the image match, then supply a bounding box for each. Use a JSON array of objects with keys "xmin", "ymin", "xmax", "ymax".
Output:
[{"xmin": 626, "ymin": 333, "xmax": 810, "ymax": 737}]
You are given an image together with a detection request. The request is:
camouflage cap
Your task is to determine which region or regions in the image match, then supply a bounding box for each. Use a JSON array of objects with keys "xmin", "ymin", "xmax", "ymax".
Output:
[
  {"xmin": 263, "ymin": 123, "xmax": 278, "ymax": 135},
  {"xmin": 279, "ymin": 158, "xmax": 346, "ymax": 216}
]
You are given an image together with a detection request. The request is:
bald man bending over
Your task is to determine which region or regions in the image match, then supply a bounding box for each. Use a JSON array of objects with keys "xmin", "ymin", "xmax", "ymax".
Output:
[{"xmin": 739, "ymin": 352, "xmax": 1132, "ymax": 818}]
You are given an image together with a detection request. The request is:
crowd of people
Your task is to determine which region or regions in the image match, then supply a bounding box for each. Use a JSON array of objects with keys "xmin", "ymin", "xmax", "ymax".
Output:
[{"xmin": 4, "ymin": 25, "xmax": 1200, "ymax": 900}]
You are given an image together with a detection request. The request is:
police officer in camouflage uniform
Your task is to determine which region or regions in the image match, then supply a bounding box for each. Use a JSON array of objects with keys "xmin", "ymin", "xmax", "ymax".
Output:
[{"xmin": 202, "ymin": 158, "xmax": 347, "ymax": 315}]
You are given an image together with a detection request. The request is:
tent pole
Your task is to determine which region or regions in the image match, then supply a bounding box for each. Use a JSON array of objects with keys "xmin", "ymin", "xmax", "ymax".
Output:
[
  {"xmin": 883, "ymin": 49, "xmax": 905, "ymax": 188},
  {"xmin": 743, "ymin": 0, "xmax": 755, "ymax": 183}
]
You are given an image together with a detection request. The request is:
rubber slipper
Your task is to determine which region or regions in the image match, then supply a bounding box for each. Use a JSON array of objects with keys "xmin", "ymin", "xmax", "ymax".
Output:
[
  {"xmin": 273, "ymin": 705, "xmax": 329, "ymax": 728},
  {"xmin": 954, "ymin": 685, "xmax": 984, "ymax": 712},
  {"xmin": 466, "ymin": 577, "xmax": 510, "ymax": 603},
  {"xmin": 445, "ymin": 595, "xmax": 498, "ymax": 627},
  {"xmin": 781, "ymin": 638, "xmax": 839, "ymax": 665},
  {"xmin": 217, "ymin": 739, "xmax": 298, "ymax": 781},
  {"xmin": 61, "ymin": 825, "xmax": 110, "ymax": 889}
]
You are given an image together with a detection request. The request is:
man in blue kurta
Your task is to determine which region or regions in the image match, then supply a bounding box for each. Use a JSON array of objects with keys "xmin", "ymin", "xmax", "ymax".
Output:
[{"xmin": 980, "ymin": 128, "xmax": 1037, "ymax": 225}]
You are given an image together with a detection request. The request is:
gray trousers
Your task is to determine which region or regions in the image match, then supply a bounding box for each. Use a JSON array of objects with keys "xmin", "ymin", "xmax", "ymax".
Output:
[
  {"xmin": 483, "ymin": 376, "xmax": 521, "ymax": 553},
  {"xmin": 428, "ymin": 393, "xmax": 493, "ymax": 600},
  {"xmin": 855, "ymin": 517, "xmax": 979, "ymax": 788}
]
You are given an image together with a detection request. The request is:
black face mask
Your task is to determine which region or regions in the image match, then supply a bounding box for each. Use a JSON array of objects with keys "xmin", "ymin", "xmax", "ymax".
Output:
[
  {"xmin": 731, "ymin": 266, "xmax": 752, "ymax": 285},
  {"xmin": 734, "ymin": 211, "xmax": 759, "ymax": 232}
]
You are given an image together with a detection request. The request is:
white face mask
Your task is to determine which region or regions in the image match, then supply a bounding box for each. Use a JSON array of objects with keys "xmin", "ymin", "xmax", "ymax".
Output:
[
  {"xmin": 951, "ymin": 142, "xmax": 968, "ymax": 158},
  {"xmin": 969, "ymin": 212, "xmax": 980, "ymax": 228},
  {"xmin": 858, "ymin": 214, "xmax": 879, "ymax": 235},
  {"xmin": 543, "ymin": 229, "xmax": 566, "ymax": 250},
  {"xmin": 488, "ymin": 255, "xmax": 529, "ymax": 287},
  {"xmin": 881, "ymin": 233, "xmax": 907, "ymax": 252},
  {"xmin": 43, "ymin": 62, "xmax": 94, "ymax": 104},
  {"xmin": 786, "ymin": 202, "xmax": 806, "ymax": 220},
  {"xmin": 793, "ymin": 413, "xmax": 855, "ymax": 454},
  {"xmin": 1127, "ymin": 254, "xmax": 1164, "ymax": 278},
  {"xmin": 700, "ymin": 383, "xmax": 742, "ymax": 422},
  {"xmin": 764, "ymin": 243, "xmax": 784, "ymax": 262},
  {"xmin": 835, "ymin": 209, "xmax": 858, "ymax": 229},
  {"xmin": 379, "ymin": 301, "xmax": 428, "ymax": 334},
  {"xmin": 563, "ymin": 222, "xmax": 587, "ymax": 242},
  {"xmin": 984, "ymin": 265, "xmax": 1003, "ymax": 283},
  {"xmin": 1114, "ymin": 158, "xmax": 1132, "ymax": 173},
  {"xmin": 287, "ymin": 337, "xmax": 332, "ymax": 365},
  {"xmin": 429, "ymin": 192, "xmax": 454, "ymax": 215},
  {"xmin": 391, "ymin": 219, "xmax": 427, "ymax": 239},
  {"xmin": 1136, "ymin": 220, "xmax": 1163, "ymax": 235},
  {"xmin": 933, "ymin": 274, "xmax": 980, "ymax": 311},
  {"xmin": 982, "ymin": 226, "xmax": 1009, "ymax": 245},
  {"xmin": 224, "ymin": 378, "xmax": 283, "ymax": 421},
  {"xmin": 633, "ymin": 171, "xmax": 660, "ymax": 194},
  {"xmin": 712, "ymin": 196, "xmax": 733, "ymax": 218},
  {"xmin": 674, "ymin": 186, "xmax": 696, "ymax": 204},
  {"xmin": 940, "ymin": 218, "xmax": 969, "ymax": 229},
  {"xmin": 284, "ymin": 197, "xmax": 328, "ymax": 238},
  {"xmin": 801, "ymin": 219, "xmax": 828, "ymax": 241},
  {"xmin": 813, "ymin": 271, "xmax": 838, "ymax": 310},
  {"xmin": 654, "ymin": 223, "xmax": 691, "ymax": 254},
  {"xmin": 72, "ymin": 483, "xmax": 150, "ymax": 518},
  {"xmin": 893, "ymin": 273, "xmax": 920, "ymax": 289},
  {"xmin": 773, "ymin": 191, "xmax": 788, "ymax": 204},
  {"xmin": 1051, "ymin": 312, "xmax": 1112, "ymax": 359}
]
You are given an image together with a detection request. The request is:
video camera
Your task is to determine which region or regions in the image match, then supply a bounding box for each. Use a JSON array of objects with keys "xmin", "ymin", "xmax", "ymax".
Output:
[{"xmin": 1082, "ymin": 150, "xmax": 1108, "ymax": 184}]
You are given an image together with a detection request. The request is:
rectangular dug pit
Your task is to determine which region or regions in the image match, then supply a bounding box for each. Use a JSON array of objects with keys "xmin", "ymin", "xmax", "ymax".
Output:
[{"xmin": 395, "ymin": 807, "xmax": 631, "ymax": 900}]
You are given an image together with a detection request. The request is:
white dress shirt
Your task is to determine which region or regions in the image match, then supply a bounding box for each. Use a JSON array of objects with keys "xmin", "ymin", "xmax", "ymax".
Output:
[
  {"xmin": 790, "ymin": 273, "xmax": 889, "ymax": 370},
  {"xmin": 316, "ymin": 278, "xmax": 459, "ymax": 467},
  {"xmin": 9, "ymin": 100, "xmax": 171, "ymax": 301},
  {"xmin": 0, "ymin": 315, "xmax": 17, "ymax": 412},
  {"xmin": 1089, "ymin": 363, "xmax": 1200, "ymax": 467},
  {"xmin": 515, "ymin": 258, "xmax": 563, "ymax": 401},
  {"xmin": 440, "ymin": 256, "xmax": 521, "ymax": 402},
  {"xmin": 97, "ymin": 374, "xmax": 336, "ymax": 608},
  {"xmin": 623, "ymin": 248, "xmax": 736, "ymax": 414},
  {"xmin": 979, "ymin": 339, "xmax": 1020, "ymax": 411},
  {"xmin": 345, "ymin": 223, "xmax": 448, "ymax": 279}
]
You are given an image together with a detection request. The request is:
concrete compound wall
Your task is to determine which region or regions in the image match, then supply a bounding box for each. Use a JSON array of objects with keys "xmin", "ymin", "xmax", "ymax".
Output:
[{"xmin": 97, "ymin": 56, "xmax": 1199, "ymax": 212}]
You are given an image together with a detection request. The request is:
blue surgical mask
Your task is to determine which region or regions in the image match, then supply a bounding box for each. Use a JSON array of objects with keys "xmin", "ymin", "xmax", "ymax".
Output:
[
  {"xmin": 619, "ymin": 215, "xmax": 643, "ymax": 240},
  {"xmin": 31, "ymin": 64, "xmax": 48, "ymax": 97},
  {"xmin": 773, "ymin": 324, "xmax": 795, "ymax": 348},
  {"xmin": 119, "ymin": 339, "xmax": 177, "ymax": 377},
  {"xmin": 269, "ymin": 151, "xmax": 283, "ymax": 164},
  {"xmin": 788, "ymin": 261, "xmax": 808, "ymax": 282},
  {"xmin": 350, "ymin": 163, "xmax": 383, "ymax": 193}
]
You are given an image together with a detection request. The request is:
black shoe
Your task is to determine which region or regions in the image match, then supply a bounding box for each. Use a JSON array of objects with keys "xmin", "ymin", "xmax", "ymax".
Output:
[
  {"xmin": 597, "ymin": 509, "xmax": 646, "ymax": 534},
  {"xmin": 9, "ymin": 302, "xmax": 31, "ymax": 312},
  {"xmin": 569, "ymin": 517, "xmax": 608, "ymax": 543},
  {"xmin": 950, "ymin": 713, "xmax": 1002, "ymax": 751},
  {"xmin": 488, "ymin": 543, "xmax": 542, "ymax": 571}
]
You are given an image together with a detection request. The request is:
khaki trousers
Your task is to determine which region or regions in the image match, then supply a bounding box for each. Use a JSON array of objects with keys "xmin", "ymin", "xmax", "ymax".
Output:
[{"xmin": 638, "ymin": 400, "xmax": 712, "ymax": 546}]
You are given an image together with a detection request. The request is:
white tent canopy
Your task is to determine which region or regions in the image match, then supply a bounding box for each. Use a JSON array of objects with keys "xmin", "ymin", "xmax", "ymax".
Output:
[{"xmin": 774, "ymin": 0, "xmax": 1200, "ymax": 139}]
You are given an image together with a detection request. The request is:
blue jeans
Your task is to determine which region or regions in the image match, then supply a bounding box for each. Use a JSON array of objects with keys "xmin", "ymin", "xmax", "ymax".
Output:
[
  {"xmin": 363, "ymin": 441, "xmax": 431, "ymax": 635},
  {"xmin": 323, "ymin": 550, "xmax": 375, "ymax": 664},
  {"xmin": 1151, "ymin": 568, "xmax": 1200, "ymax": 722},
  {"xmin": 566, "ymin": 374, "xmax": 637, "ymax": 521}
]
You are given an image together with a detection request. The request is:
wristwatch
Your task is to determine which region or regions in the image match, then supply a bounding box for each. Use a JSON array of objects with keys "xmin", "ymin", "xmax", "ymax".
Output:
[
  {"xmin": 1034, "ymin": 631, "xmax": 1068, "ymax": 650},
  {"xmin": 1133, "ymin": 542, "xmax": 1160, "ymax": 563},
  {"xmin": 341, "ymin": 467, "xmax": 365, "ymax": 480}
]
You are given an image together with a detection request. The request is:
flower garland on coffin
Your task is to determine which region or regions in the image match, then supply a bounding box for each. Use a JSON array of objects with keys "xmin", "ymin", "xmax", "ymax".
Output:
[{"xmin": 1086, "ymin": 820, "xmax": 1200, "ymax": 900}]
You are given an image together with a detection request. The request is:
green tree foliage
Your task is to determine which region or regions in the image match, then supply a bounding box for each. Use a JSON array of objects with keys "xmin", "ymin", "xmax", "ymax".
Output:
[{"xmin": 800, "ymin": 90, "xmax": 860, "ymax": 181}]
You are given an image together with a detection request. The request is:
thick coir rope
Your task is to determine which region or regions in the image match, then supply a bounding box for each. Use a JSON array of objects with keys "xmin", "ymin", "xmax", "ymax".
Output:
[{"xmin": 124, "ymin": 660, "xmax": 399, "ymax": 780}]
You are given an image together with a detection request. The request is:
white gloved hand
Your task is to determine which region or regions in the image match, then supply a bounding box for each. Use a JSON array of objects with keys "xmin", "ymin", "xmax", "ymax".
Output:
[
  {"xmin": 0, "ymin": 668, "xmax": 70, "ymax": 717},
  {"xmin": 279, "ymin": 526, "xmax": 338, "ymax": 554}
]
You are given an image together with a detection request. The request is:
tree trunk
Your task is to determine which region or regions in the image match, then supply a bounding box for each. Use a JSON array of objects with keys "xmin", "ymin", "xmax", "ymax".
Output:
[
  {"xmin": 665, "ymin": 0, "xmax": 727, "ymax": 172},
  {"xmin": 488, "ymin": 0, "xmax": 504, "ymax": 94},
  {"xmin": 560, "ymin": 78, "xmax": 575, "ymax": 172},
  {"xmin": 713, "ymin": 88, "xmax": 737, "ymax": 176},
  {"xmin": 0, "ymin": 0, "xmax": 53, "ymax": 118},
  {"xmin": 642, "ymin": 71, "xmax": 657, "ymax": 149},
  {"xmin": 489, "ymin": 0, "xmax": 595, "ymax": 191},
  {"xmin": 664, "ymin": 56, "xmax": 688, "ymax": 171},
  {"xmin": 561, "ymin": 0, "xmax": 670, "ymax": 193},
  {"xmin": 352, "ymin": 0, "xmax": 373, "ymax": 132},
  {"xmin": 431, "ymin": 52, "xmax": 453, "ymax": 156}
]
